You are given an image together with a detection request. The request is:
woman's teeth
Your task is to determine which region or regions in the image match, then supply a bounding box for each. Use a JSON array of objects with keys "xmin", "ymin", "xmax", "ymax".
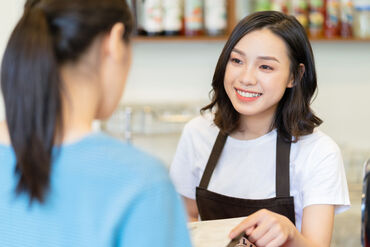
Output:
[{"xmin": 236, "ymin": 90, "xmax": 262, "ymax": 98}]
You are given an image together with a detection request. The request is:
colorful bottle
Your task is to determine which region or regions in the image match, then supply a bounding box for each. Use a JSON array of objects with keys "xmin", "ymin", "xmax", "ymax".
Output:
[
  {"xmin": 135, "ymin": 0, "xmax": 146, "ymax": 35},
  {"xmin": 340, "ymin": 0, "xmax": 354, "ymax": 37},
  {"xmin": 353, "ymin": 4, "xmax": 370, "ymax": 39},
  {"xmin": 292, "ymin": 0, "xmax": 309, "ymax": 31},
  {"xmin": 271, "ymin": 0, "xmax": 289, "ymax": 13},
  {"xmin": 236, "ymin": 0, "xmax": 255, "ymax": 21},
  {"xmin": 184, "ymin": 0, "xmax": 204, "ymax": 36},
  {"xmin": 163, "ymin": 0, "xmax": 183, "ymax": 36},
  {"xmin": 204, "ymin": 0, "xmax": 227, "ymax": 36},
  {"xmin": 325, "ymin": 0, "xmax": 341, "ymax": 38},
  {"xmin": 143, "ymin": 0, "xmax": 163, "ymax": 36},
  {"xmin": 255, "ymin": 0, "xmax": 271, "ymax": 12},
  {"xmin": 309, "ymin": 0, "xmax": 325, "ymax": 38}
]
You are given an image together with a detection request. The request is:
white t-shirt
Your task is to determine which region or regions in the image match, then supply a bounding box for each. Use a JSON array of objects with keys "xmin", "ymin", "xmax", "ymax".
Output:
[{"xmin": 169, "ymin": 114, "xmax": 350, "ymax": 231}]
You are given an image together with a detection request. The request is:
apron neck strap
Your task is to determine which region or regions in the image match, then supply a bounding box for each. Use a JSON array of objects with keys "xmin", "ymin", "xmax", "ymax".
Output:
[
  {"xmin": 276, "ymin": 133, "xmax": 291, "ymax": 197},
  {"xmin": 198, "ymin": 130, "xmax": 292, "ymax": 198},
  {"xmin": 198, "ymin": 131, "xmax": 227, "ymax": 189}
]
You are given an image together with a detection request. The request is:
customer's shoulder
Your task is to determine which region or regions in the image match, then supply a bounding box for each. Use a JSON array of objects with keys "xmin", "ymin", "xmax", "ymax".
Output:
[{"xmin": 66, "ymin": 133, "xmax": 169, "ymax": 183}]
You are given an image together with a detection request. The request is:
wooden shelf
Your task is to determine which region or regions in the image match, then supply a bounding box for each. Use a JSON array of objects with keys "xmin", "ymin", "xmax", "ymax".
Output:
[
  {"xmin": 310, "ymin": 37, "xmax": 370, "ymax": 43},
  {"xmin": 133, "ymin": 35, "xmax": 370, "ymax": 43},
  {"xmin": 133, "ymin": 35, "xmax": 228, "ymax": 42}
]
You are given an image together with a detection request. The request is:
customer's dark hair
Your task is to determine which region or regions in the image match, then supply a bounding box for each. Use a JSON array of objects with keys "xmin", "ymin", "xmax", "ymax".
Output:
[
  {"xmin": 202, "ymin": 11, "xmax": 322, "ymax": 142},
  {"xmin": 1, "ymin": 0, "xmax": 133, "ymax": 203}
]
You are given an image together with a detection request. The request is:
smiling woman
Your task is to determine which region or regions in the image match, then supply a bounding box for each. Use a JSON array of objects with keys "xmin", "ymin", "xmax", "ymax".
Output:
[
  {"xmin": 170, "ymin": 11, "xmax": 350, "ymax": 247},
  {"xmin": 224, "ymin": 29, "xmax": 295, "ymax": 130}
]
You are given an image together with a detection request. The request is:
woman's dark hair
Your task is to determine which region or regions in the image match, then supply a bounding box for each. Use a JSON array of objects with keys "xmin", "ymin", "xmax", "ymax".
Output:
[
  {"xmin": 1, "ymin": 0, "xmax": 133, "ymax": 203},
  {"xmin": 202, "ymin": 11, "xmax": 322, "ymax": 142}
]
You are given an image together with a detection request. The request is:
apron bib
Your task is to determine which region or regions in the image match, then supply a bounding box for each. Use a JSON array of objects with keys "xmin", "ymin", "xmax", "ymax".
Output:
[{"xmin": 195, "ymin": 131, "xmax": 296, "ymax": 225}]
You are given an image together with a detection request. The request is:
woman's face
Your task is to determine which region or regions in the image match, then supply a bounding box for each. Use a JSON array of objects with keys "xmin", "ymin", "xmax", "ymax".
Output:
[{"xmin": 224, "ymin": 28, "xmax": 294, "ymax": 121}]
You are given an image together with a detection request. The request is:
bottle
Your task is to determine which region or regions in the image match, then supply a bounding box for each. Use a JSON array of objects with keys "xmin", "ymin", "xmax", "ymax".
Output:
[
  {"xmin": 309, "ymin": 0, "xmax": 325, "ymax": 38},
  {"xmin": 353, "ymin": 4, "xmax": 370, "ymax": 38},
  {"xmin": 325, "ymin": 0, "xmax": 341, "ymax": 38},
  {"xmin": 135, "ymin": 0, "xmax": 146, "ymax": 35},
  {"xmin": 236, "ymin": 0, "xmax": 255, "ymax": 21},
  {"xmin": 184, "ymin": 0, "xmax": 204, "ymax": 36},
  {"xmin": 163, "ymin": 0, "xmax": 183, "ymax": 35},
  {"xmin": 291, "ymin": 0, "xmax": 309, "ymax": 31},
  {"xmin": 143, "ymin": 0, "xmax": 163, "ymax": 36},
  {"xmin": 204, "ymin": 0, "xmax": 227, "ymax": 36},
  {"xmin": 340, "ymin": 0, "xmax": 354, "ymax": 37},
  {"xmin": 271, "ymin": 0, "xmax": 289, "ymax": 13},
  {"xmin": 255, "ymin": 0, "xmax": 271, "ymax": 11}
]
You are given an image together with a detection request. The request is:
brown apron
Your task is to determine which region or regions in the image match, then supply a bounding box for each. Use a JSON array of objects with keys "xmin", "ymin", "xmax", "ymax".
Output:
[{"xmin": 195, "ymin": 131, "xmax": 296, "ymax": 225}]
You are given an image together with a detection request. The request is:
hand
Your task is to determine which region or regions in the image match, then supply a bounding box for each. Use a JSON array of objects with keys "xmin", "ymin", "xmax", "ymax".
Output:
[{"xmin": 229, "ymin": 209, "xmax": 297, "ymax": 247}]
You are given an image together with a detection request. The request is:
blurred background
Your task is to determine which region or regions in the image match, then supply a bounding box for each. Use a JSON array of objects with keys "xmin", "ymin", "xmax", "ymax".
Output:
[{"xmin": 1, "ymin": 0, "xmax": 370, "ymax": 246}]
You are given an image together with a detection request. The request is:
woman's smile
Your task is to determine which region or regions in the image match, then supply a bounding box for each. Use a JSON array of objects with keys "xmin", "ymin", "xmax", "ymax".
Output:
[{"xmin": 235, "ymin": 88, "xmax": 263, "ymax": 102}]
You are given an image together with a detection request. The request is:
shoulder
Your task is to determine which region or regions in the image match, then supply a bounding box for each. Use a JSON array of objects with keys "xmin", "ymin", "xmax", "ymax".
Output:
[
  {"xmin": 292, "ymin": 129, "xmax": 343, "ymax": 174},
  {"xmin": 182, "ymin": 113, "xmax": 219, "ymax": 145},
  {"xmin": 295, "ymin": 129, "xmax": 340, "ymax": 156},
  {"xmin": 61, "ymin": 133, "xmax": 170, "ymax": 186}
]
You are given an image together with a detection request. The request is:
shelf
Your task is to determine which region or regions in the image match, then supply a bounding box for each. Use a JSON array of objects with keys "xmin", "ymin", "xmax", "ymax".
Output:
[
  {"xmin": 133, "ymin": 35, "xmax": 370, "ymax": 43},
  {"xmin": 310, "ymin": 37, "xmax": 370, "ymax": 43},
  {"xmin": 133, "ymin": 35, "xmax": 229, "ymax": 42}
]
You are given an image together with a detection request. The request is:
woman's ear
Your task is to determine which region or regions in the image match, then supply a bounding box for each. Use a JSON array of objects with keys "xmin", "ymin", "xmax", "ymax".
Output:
[
  {"xmin": 287, "ymin": 63, "xmax": 305, "ymax": 88},
  {"xmin": 105, "ymin": 22, "xmax": 125, "ymax": 61}
]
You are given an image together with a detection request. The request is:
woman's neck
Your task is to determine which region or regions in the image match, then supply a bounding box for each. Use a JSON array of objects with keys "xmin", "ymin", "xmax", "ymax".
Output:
[
  {"xmin": 58, "ymin": 63, "xmax": 100, "ymax": 144},
  {"xmin": 0, "ymin": 121, "xmax": 10, "ymax": 145},
  {"xmin": 230, "ymin": 111, "xmax": 276, "ymax": 140}
]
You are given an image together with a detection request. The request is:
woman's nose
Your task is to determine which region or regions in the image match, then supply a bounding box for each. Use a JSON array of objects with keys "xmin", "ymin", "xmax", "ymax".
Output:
[{"xmin": 239, "ymin": 66, "xmax": 257, "ymax": 86}]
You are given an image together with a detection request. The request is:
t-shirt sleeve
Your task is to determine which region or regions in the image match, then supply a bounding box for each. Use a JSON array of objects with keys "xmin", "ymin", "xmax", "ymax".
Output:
[
  {"xmin": 117, "ymin": 179, "xmax": 192, "ymax": 247},
  {"xmin": 169, "ymin": 124, "xmax": 198, "ymax": 200},
  {"xmin": 300, "ymin": 137, "xmax": 350, "ymax": 214}
]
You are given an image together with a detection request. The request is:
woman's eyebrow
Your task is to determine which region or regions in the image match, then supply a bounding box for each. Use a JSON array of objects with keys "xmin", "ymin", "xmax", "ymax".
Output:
[
  {"xmin": 231, "ymin": 48, "xmax": 246, "ymax": 56},
  {"xmin": 257, "ymin": 56, "xmax": 280, "ymax": 63},
  {"xmin": 232, "ymin": 49, "xmax": 280, "ymax": 63}
]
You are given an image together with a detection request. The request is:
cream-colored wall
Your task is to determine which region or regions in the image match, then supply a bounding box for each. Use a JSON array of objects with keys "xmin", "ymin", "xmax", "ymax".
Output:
[
  {"xmin": 1, "ymin": 1, "xmax": 370, "ymax": 152},
  {"xmin": 123, "ymin": 42, "xmax": 370, "ymax": 151},
  {"xmin": 0, "ymin": 1, "xmax": 24, "ymax": 121}
]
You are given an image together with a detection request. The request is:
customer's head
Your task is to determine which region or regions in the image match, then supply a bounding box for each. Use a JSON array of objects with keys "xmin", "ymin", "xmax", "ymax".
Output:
[
  {"xmin": 202, "ymin": 11, "xmax": 322, "ymax": 141},
  {"xmin": 1, "ymin": 0, "xmax": 133, "ymax": 202}
]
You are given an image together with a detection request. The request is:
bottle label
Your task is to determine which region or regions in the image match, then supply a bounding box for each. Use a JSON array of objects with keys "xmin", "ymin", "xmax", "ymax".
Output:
[
  {"xmin": 255, "ymin": 0, "xmax": 271, "ymax": 11},
  {"xmin": 144, "ymin": 0, "xmax": 163, "ymax": 33},
  {"xmin": 185, "ymin": 0, "xmax": 203, "ymax": 30},
  {"xmin": 309, "ymin": 0, "xmax": 324, "ymax": 35},
  {"xmin": 341, "ymin": 0, "xmax": 354, "ymax": 24},
  {"xmin": 326, "ymin": 0, "xmax": 340, "ymax": 27},
  {"xmin": 163, "ymin": 0, "xmax": 182, "ymax": 31},
  {"xmin": 205, "ymin": 0, "xmax": 227, "ymax": 31},
  {"xmin": 292, "ymin": 0, "xmax": 309, "ymax": 29},
  {"xmin": 271, "ymin": 0, "xmax": 289, "ymax": 13}
]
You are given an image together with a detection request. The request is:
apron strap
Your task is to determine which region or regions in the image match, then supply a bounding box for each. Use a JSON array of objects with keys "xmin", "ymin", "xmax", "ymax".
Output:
[
  {"xmin": 198, "ymin": 131, "xmax": 228, "ymax": 189},
  {"xmin": 276, "ymin": 133, "xmax": 292, "ymax": 197}
]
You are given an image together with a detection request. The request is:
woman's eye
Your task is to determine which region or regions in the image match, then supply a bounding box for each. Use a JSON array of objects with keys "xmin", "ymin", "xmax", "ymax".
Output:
[
  {"xmin": 260, "ymin": 65, "xmax": 273, "ymax": 70},
  {"xmin": 230, "ymin": 58, "xmax": 242, "ymax": 64}
]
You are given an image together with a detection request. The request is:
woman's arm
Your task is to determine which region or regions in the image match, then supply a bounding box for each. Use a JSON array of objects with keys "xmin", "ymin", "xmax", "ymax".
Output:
[
  {"xmin": 229, "ymin": 205, "xmax": 334, "ymax": 247},
  {"xmin": 286, "ymin": 204, "xmax": 334, "ymax": 247},
  {"xmin": 183, "ymin": 196, "xmax": 199, "ymax": 222}
]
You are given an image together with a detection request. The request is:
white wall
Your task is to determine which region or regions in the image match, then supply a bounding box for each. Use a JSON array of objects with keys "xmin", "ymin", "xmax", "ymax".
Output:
[
  {"xmin": 0, "ymin": 0, "xmax": 24, "ymax": 120},
  {"xmin": 1, "ymin": 1, "xmax": 370, "ymax": 152},
  {"xmin": 123, "ymin": 41, "xmax": 370, "ymax": 151}
]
